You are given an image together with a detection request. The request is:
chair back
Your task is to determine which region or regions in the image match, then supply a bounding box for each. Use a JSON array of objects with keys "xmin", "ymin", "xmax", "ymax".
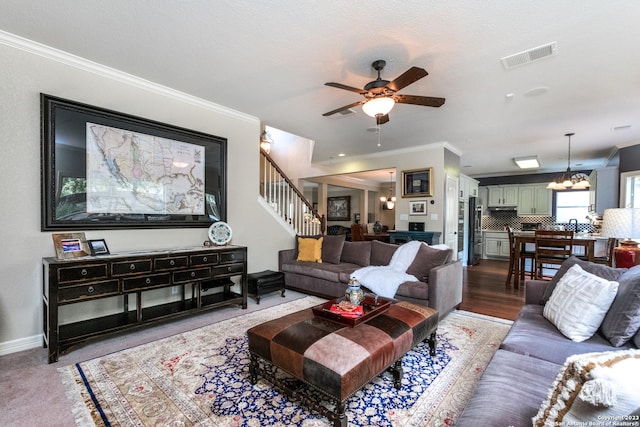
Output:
[
  {"xmin": 534, "ymin": 230, "xmax": 574, "ymax": 262},
  {"xmin": 350, "ymin": 224, "xmax": 366, "ymax": 241},
  {"xmin": 504, "ymin": 226, "xmax": 515, "ymax": 251}
]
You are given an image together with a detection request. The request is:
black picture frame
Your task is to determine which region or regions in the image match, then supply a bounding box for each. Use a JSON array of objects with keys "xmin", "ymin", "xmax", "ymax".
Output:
[
  {"xmin": 402, "ymin": 168, "xmax": 433, "ymax": 198},
  {"xmin": 41, "ymin": 94, "xmax": 227, "ymax": 231},
  {"xmin": 87, "ymin": 239, "xmax": 110, "ymax": 256},
  {"xmin": 327, "ymin": 196, "xmax": 350, "ymax": 221}
]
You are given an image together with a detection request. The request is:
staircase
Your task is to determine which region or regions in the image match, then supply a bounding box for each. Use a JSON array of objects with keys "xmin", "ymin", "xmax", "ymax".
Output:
[{"xmin": 260, "ymin": 149, "xmax": 325, "ymax": 235}]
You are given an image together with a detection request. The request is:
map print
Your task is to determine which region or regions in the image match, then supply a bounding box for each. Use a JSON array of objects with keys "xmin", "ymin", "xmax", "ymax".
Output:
[{"xmin": 86, "ymin": 123, "xmax": 205, "ymax": 215}]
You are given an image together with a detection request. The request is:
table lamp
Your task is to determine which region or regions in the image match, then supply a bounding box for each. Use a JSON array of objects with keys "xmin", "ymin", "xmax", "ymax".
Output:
[{"xmin": 600, "ymin": 208, "xmax": 640, "ymax": 268}]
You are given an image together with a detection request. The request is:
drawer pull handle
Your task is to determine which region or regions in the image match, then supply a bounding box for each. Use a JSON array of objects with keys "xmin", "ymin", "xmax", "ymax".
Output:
[
  {"xmin": 130, "ymin": 264, "xmax": 136, "ymax": 270},
  {"xmin": 203, "ymin": 256, "xmax": 207, "ymax": 262},
  {"xmin": 230, "ymin": 254, "xmax": 235, "ymax": 260},
  {"xmin": 227, "ymin": 266, "xmax": 232, "ymax": 272},
  {"xmin": 87, "ymin": 286, "xmax": 94, "ymax": 293},
  {"xmin": 146, "ymin": 278, "xmax": 151, "ymax": 284},
  {"xmin": 81, "ymin": 269, "xmax": 88, "ymax": 276},
  {"xmin": 191, "ymin": 272, "xmax": 196, "ymax": 277},
  {"xmin": 170, "ymin": 260, "xmax": 175, "ymax": 266}
]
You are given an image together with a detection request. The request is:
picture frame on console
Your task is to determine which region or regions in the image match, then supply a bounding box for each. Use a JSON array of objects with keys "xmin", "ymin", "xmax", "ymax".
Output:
[
  {"xmin": 40, "ymin": 94, "xmax": 227, "ymax": 231},
  {"xmin": 52, "ymin": 232, "xmax": 90, "ymax": 259},
  {"xmin": 402, "ymin": 168, "xmax": 433, "ymax": 198},
  {"xmin": 87, "ymin": 239, "xmax": 110, "ymax": 256}
]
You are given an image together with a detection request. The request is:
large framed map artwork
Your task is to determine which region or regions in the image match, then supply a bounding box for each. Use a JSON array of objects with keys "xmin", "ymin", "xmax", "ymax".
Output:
[{"xmin": 41, "ymin": 94, "xmax": 227, "ymax": 231}]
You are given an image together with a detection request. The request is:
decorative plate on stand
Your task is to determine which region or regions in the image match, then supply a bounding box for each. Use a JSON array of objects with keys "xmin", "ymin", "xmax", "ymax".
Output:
[{"xmin": 208, "ymin": 221, "xmax": 232, "ymax": 245}]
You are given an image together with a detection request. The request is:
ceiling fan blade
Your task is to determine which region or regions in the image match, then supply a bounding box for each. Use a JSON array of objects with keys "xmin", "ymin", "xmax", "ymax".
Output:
[
  {"xmin": 322, "ymin": 100, "xmax": 365, "ymax": 116},
  {"xmin": 386, "ymin": 67, "xmax": 428, "ymax": 92},
  {"xmin": 324, "ymin": 82, "xmax": 367, "ymax": 94},
  {"xmin": 376, "ymin": 114, "xmax": 390, "ymax": 125},
  {"xmin": 395, "ymin": 94, "xmax": 446, "ymax": 107}
]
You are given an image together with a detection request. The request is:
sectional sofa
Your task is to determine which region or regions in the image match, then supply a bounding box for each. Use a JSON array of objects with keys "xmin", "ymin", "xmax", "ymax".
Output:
[
  {"xmin": 278, "ymin": 235, "xmax": 463, "ymax": 317},
  {"xmin": 457, "ymin": 256, "xmax": 640, "ymax": 426}
]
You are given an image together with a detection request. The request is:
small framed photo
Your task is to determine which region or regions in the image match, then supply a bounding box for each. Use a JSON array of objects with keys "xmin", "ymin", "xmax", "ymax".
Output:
[
  {"xmin": 88, "ymin": 239, "xmax": 110, "ymax": 256},
  {"xmin": 409, "ymin": 200, "xmax": 427, "ymax": 215},
  {"xmin": 52, "ymin": 232, "xmax": 90, "ymax": 259}
]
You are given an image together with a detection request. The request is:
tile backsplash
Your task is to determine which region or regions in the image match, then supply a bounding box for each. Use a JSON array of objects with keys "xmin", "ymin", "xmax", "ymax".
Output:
[{"xmin": 482, "ymin": 211, "xmax": 594, "ymax": 232}]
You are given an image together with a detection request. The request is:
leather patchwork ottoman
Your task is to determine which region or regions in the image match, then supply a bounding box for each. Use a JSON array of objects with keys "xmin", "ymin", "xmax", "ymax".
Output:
[{"xmin": 247, "ymin": 300, "xmax": 438, "ymax": 427}]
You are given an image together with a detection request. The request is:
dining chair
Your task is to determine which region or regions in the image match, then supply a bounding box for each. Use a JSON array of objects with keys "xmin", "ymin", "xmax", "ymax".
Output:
[
  {"xmin": 534, "ymin": 230, "xmax": 574, "ymax": 279},
  {"xmin": 592, "ymin": 237, "xmax": 618, "ymax": 267},
  {"xmin": 505, "ymin": 226, "xmax": 535, "ymax": 286},
  {"xmin": 350, "ymin": 224, "xmax": 366, "ymax": 241}
]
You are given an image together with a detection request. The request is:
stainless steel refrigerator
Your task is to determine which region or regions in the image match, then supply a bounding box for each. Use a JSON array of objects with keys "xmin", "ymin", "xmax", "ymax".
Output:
[{"xmin": 467, "ymin": 196, "xmax": 483, "ymax": 265}]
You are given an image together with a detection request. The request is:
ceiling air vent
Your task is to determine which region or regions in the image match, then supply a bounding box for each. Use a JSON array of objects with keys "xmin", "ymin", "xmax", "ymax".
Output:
[
  {"xmin": 501, "ymin": 42, "xmax": 557, "ymax": 69},
  {"xmin": 329, "ymin": 108, "xmax": 356, "ymax": 119}
]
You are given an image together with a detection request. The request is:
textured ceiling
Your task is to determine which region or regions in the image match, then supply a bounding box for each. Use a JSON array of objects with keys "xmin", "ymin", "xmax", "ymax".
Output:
[{"xmin": 2, "ymin": 0, "xmax": 640, "ymax": 178}]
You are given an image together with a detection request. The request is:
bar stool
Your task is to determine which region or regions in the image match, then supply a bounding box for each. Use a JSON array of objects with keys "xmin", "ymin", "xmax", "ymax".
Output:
[
  {"xmin": 534, "ymin": 230, "xmax": 574, "ymax": 279},
  {"xmin": 505, "ymin": 226, "xmax": 535, "ymax": 287}
]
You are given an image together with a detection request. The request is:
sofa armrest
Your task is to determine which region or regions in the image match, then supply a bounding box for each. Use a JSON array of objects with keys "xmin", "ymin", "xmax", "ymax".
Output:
[
  {"xmin": 278, "ymin": 249, "xmax": 296, "ymax": 271},
  {"xmin": 428, "ymin": 260, "xmax": 463, "ymax": 317},
  {"xmin": 524, "ymin": 280, "xmax": 548, "ymax": 305}
]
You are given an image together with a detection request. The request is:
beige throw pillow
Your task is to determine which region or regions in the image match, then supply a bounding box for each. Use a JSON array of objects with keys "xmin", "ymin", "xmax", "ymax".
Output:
[{"xmin": 543, "ymin": 264, "xmax": 619, "ymax": 342}]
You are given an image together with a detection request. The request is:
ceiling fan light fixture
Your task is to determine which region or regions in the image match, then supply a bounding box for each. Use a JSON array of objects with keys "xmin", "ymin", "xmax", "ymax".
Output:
[{"xmin": 362, "ymin": 97, "xmax": 395, "ymax": 118}]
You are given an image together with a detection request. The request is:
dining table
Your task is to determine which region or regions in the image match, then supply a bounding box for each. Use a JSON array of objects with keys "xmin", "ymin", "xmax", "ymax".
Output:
[{"xmin": 511, "ymin": 231, "xmax": 597, "ymax": 288}]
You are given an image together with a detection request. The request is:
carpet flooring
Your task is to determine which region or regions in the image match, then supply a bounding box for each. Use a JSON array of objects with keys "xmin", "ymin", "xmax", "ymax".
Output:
[{"xmin": 59, "ymin": 297, "xmax": 511, "ymax": 426}]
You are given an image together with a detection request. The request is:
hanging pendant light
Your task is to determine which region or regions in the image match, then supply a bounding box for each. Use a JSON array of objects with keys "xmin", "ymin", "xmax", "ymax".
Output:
[
  {"xmin": 546, "ymin": 133, "xmax": 590, "ymax": 190},
  {"xmin": 380, "ymin": 171, "xmax": 396, "ymax": 209}
]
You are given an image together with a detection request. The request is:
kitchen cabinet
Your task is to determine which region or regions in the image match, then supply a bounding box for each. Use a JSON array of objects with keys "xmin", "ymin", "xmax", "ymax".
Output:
[
  {"xmin": 478, "ymin": 187, "xmax": 488, "ymax": 214},
  {"xmin": 589, "ymin": 167, "xmax": 619, "ymax": 214},
  {"xmin": 459, "ymin": 174, "xmax": 479, "ymax": 200},
  {"xmin": 484, "ymin": 231, "xmax": 510, "ymax": 258},
  {"xmin": 487, "ymin": 185, "xmax": 518, "ymax": 207},
  {"xmin": 518, "ymin": 184, "xmax": 551, "ymax": 215}
]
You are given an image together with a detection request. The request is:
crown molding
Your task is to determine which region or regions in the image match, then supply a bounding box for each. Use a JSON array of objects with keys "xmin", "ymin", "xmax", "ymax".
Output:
[{"xmin": 0, "ymin": 30, "xmax": 259, "ymax": 124}]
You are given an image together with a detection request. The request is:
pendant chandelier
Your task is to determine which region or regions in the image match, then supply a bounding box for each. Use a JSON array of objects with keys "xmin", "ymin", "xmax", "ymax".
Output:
[
  {"xmin": 380, "ymin": 171, "xmax": 396, "ymax": 209},
  {"xmin": 546, "ymin": 133, "xmax": 590, "ymax": 190}
]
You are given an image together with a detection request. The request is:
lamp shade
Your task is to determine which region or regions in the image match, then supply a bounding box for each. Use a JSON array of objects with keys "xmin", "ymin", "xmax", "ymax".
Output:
[
  {"xmin": 362, "ymin": 97, "xmax": 395, "ymax": 117},
  {"xmin": 600, "ymin": 208, "xmax": 640, "ymax": 240}
]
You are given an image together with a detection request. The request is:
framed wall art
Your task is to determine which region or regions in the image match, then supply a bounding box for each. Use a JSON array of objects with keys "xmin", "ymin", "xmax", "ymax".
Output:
[
  {"xmin": 402, "ymin": 168, "xmax": 433, "ymax": 198},
  {"xmin": 409, "ymin": 200, "xmax": 427, "ymax": 215},
  {"xmin": 41, "ymin": 94, "xmax": 227, "ymax": 231},
  {"xmin": 327, "ymin": 196, "xmax": 351, "ymax": 221}
]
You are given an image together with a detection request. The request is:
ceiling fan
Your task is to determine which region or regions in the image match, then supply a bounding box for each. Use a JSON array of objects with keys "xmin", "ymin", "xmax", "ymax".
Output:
[{"xmin": 323, "ymin": 60, "xmax": 445, "ymax": 125}]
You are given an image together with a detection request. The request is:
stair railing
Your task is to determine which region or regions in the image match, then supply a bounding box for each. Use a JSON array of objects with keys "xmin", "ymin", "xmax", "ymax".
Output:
[{"xmin": 260, "ymin": 149, "xmax": 325, "ymax": 235}]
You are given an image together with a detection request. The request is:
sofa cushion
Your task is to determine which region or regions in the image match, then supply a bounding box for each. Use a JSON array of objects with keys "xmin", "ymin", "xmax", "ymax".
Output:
[
  {"xmin": 320, "ymin": 234, "xmax": 346, "ymax": 264},
  {"xmin": 540, "ymin": 256, "xmax": 627, "ymax": 304},
  {"xmin": 543, "ymin": 264, "xmax": 619, "ymax": 342},
  {"xmin": 406, "ymin": 244, "xmax": 452, "ymax": 281},
  {"xmin": 395, "ymin": 280, "xmax": 429, "ymax": 300},
  {"xmin": 281, "ymin": 261, "xmax": 359, "ymax": 283},
  {"xmin": 340, "ymin": 241, "xmax": 371, "ymax": 266},
  {"xmin": 635, "ymin": 329, "xmax": 640, "ymax": 348},
  {"xmin": 456, "ymin": 349, "xmax": 561, "ymax": 427},
  {"xmin": 296, "ymin": 236, "xmax": 323, "ymax": 263},
  {"xmin": 600, "ymin": 265, "xmax": 640, "ymax": 347},
  {"xmin": 532, "ymin": 349, "xmax": 640, "ymax": 427},
  {"xmin": 370, "ymin": 240, "xmax": 399, "ymax": 266},
  {"xmin": 500, "ymin": 305, "xmax": 633, "ymax": 365}
]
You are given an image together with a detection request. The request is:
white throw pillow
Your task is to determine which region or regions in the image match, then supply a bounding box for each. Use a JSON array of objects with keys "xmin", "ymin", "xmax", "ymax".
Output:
[
  {"xmin": 532, "ymin": 349, "xmax": 640, "ymax": 427},
  {"xmin": 543, "ymin": 264, "xmax": 619, "ymax": 342}
]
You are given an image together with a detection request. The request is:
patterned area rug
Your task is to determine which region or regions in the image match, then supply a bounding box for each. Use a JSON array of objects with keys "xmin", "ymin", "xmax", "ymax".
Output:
[{"xmin": 59, "ymin": 297, "xmax": 511, "ymax": 426}]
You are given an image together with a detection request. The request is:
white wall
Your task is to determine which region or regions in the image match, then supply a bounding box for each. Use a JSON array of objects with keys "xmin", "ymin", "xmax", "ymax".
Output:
[{"xmin": 0, "ymin": 34, "xmax": 293, "ymax": 354}]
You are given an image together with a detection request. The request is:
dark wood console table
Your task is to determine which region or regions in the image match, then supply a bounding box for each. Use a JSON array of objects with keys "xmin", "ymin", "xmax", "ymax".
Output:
[
  {"xmin": 42, "ymin": 246, "xmax": 247, "ymax": 363},
  {"xmin": 388, "ymin": 231, "xmax": 441, "ymax": 245}
]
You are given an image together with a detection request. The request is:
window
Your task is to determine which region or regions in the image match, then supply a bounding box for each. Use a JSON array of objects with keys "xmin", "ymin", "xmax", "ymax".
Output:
[{"xmin": 555, "ymin": 190, "xmax": 590, "ymax": 223}]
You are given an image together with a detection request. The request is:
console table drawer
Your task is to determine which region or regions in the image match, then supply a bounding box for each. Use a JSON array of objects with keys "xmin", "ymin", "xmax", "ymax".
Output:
[
  {"xmin": 220, "ymin": 251, "xmax": 244, "ymax": 264},
  {"xmin": 111, "ymin": 260, "xmax": 152, "ymax": 276},
  {"xmin": 122, "ymin": 273, "xmax": 172, "ymax": 292},
  {"xmin": 57, "ymin": 264, "xmax": 108, "ymax": 284},
  {"xmin": 58, "ymin": 280, "xmax": 119, "ymax": 303},
  {"xmin": 190, "ymin": 253, "xmax": 219, "ymax": 266},
  {"xmin": 173, "ymin": 268, "xmax": 211, "ymax": 283},
  {"xmin": 154, "ymin": 256, "xmax": 189, "ymax": 271},
  {"xmin": 213, "ymin": 263, "xmax": 244, "ymax": 276}
]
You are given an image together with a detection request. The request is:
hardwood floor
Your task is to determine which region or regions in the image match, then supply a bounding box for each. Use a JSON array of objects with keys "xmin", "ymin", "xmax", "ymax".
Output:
[{"xmin": 459, "ymin": 259, "xmax": 526, "ymax": 321}]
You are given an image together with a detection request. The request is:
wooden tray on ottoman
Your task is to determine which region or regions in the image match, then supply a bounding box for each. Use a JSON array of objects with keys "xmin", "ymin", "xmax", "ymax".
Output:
[{"xmin": 312, "ymin": 295, "xmax": 391, "ymax": 327}]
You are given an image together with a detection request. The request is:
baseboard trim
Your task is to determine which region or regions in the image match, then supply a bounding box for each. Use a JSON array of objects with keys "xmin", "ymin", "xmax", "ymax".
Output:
[{"xmin": 0, "ymin": 334, "xmax": 42, "ymax": 356}]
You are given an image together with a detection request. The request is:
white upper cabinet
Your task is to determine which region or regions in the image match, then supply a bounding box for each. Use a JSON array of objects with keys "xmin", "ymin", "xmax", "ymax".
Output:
[
  {"xmin": 487, "ymin": 185, "xmax": 518, "ymax": 206},
  {"xmin": 518, "ymin": 184, "xmax": 551, "ymax": 215}
]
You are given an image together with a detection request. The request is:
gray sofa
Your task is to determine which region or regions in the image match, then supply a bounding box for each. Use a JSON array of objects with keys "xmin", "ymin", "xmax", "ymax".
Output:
[
  {"xmin": 457, "ymin": 257, "xmax": 640, "ymax": 427},
  {"xmin": 278, "ymin": 236, "xmax": 463, "ymax": 317}
]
